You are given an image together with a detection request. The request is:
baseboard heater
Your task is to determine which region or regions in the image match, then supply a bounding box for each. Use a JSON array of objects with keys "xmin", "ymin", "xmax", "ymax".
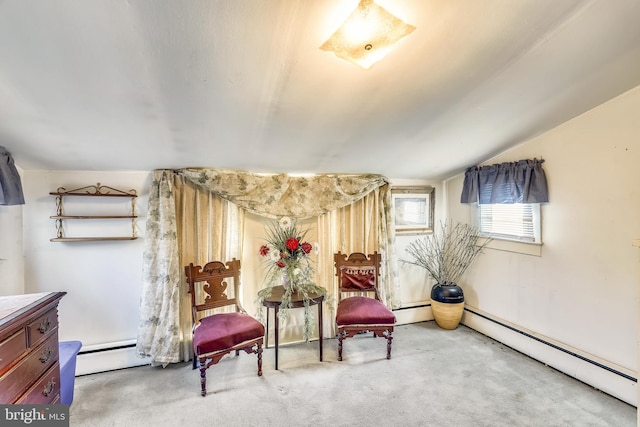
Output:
[
  {"xmin": 464, "ymin": 307, "xmax": 636, "ymax": 383},
  {"xmin": 76, "ymin": 339, "xmax": 148, "ymax": 376},
  {"xmin": 78, "ymin": 341, "xmax": 137, "ymax": 355},
  {"xmin": 393, "ymin": 302, "xmax": 431, "ymax": 311}
]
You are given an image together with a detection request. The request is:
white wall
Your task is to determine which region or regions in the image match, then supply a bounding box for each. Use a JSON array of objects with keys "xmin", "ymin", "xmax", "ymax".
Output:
[
  {"xmin": 0, "ymin": 165, "xmax": 25, "ymax": 296},
  {"xmin": 0, "ymin": 206, "xmax": 24, "ymax": 296},
  {"xmin": 0, "ymin": 205, "xmax": 24, "ymax": 296},
  {"xmin": 390, "ymin": 179, "xmax": 444, "ymax": 324},
  {"xmin": 21, "ymin": 171, "xmax": 151, "ymax": 373},
  {"xmin": 446, "ymin": 85, "xmax": 640, "ymax": 404}
]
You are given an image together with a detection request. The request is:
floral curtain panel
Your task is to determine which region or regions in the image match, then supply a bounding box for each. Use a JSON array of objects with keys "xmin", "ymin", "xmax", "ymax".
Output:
[
  {"xmin": 136, "ymin": 170, "xmax": 181, "ymax": 365},
  {"xmin": 137, "ymin": 168, "xmax": 395, "ymax": 365},
  {"xmin": 460, "ymin": 158, "xmax": 549, "ymax": 204}
]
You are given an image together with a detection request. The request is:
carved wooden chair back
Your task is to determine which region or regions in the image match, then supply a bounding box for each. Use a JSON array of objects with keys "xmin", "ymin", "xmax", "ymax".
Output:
[
  {"xmin": 186, "ymin": 258, "xmax": 244, "ymax": 325},
  {"xmin": 334, "ymin": 251, "xmax": 382, "ymax": 303}
]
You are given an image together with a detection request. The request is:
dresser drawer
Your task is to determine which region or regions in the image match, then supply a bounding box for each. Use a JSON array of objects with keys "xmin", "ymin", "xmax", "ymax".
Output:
[
  {"xmin": 0, "ymin": 329, "xmax": 27, "ymax": 374},
  {"xmin": 0, "ymin": 333, "xmax": 59, "ymax": 403},
  {"xmin": 27, "ymin": 308, "xmax": 58, "ymax": 349},
  {"xmin": 16, "ymin": 362, "xmax": 61, "ymax": 404}
]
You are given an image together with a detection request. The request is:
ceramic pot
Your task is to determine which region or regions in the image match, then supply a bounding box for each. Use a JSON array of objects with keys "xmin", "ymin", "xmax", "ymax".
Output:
[{"xmin": 430, "ymin": 283, "xmax": 464, "ymax": 330}]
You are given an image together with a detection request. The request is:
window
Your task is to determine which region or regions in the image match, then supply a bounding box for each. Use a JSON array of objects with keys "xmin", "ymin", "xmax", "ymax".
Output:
[
  {"xmin": 392, "ymin": 186, "xmax": 434, "ymax": 234},
  {"xmin": 394, "ymin": 195, "xmax": 428, "ymax": 228},
  {"xmin": 476, "ymin": 203, "xmax": 541, "ymax": 244}
]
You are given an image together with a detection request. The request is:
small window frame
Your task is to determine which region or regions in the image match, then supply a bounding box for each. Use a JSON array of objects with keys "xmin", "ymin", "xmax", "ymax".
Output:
[{"xmin": 391, "ymin": 186, "xmax": 435, "ymax": 235}]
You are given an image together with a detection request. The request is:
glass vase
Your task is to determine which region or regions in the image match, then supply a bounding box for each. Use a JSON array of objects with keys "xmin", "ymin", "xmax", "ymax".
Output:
[{"xmin": 281, "ymin": 271, "xmax": 291, "ymax": 290}]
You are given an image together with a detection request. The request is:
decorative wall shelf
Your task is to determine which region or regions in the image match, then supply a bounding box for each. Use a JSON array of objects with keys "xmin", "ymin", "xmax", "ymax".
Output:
[{"xmin": 49, "ymin": 183, "xmax": 138, "ymax": 242}]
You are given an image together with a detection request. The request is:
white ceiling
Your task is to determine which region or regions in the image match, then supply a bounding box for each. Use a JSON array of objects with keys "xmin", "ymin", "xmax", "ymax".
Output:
[{"xmin": 1, "ymin": 0, "xmax": 639, "ymax": 180}]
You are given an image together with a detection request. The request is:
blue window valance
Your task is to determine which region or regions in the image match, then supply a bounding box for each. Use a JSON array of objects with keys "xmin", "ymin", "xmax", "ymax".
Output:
[
  {"xmin": 0, "ymin": 146, "xmax": 25, "ymax": 206},
  {"xmin": 460, "ymin": 158, "xmax": 548, "ymax": 204}
]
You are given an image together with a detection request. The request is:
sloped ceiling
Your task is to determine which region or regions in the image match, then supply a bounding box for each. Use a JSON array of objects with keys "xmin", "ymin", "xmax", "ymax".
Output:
[{"xmin": 1, "ymin": 0, "xmax": 639, "ymax": 180}]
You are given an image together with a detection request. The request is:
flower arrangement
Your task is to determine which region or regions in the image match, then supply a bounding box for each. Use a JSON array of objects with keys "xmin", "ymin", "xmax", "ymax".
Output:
[
  {"xmin": 258, "ymin": 216, "xmax": 318, "ymax": 290},
  {"xmin": 256, "ymin": 216, "xmax": 327, "ymax": 341}
]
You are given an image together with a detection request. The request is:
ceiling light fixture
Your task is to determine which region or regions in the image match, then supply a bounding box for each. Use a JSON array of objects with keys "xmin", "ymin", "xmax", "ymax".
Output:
[{"xmin": 320, "ymin": 0, "xmax": 415, "ymax": 69}]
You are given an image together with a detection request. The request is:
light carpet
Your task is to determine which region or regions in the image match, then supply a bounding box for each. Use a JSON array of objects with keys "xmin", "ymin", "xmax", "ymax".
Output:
[{"xmin": 69, "ymin": 322, "xmax": 636, "ymax": 426}]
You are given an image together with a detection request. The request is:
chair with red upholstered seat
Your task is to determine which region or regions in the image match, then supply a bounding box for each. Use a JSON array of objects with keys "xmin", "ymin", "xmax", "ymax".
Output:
[
  {"xmin": 185, "ymin": 259, "xmax": 264, "ymax": 396},
  {"xmin": 334, "ymin": 252, "xmax": 396, "ymax": 361}
]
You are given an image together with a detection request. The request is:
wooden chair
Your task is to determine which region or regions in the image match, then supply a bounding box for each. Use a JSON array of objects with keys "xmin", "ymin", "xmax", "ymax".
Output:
[
  {"xmin": 185, "ymin": 259, "xmax": 264, "ymax": 396},
  {"xmin": 334, "ymin": 252, "xmax": 396, "ymax": 361}
]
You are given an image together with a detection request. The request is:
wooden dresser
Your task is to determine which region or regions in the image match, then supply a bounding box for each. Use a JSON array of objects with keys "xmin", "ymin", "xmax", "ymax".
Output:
[{"xmin": 0, "ymin": 292, "xmax": 66, "ymax": 404}]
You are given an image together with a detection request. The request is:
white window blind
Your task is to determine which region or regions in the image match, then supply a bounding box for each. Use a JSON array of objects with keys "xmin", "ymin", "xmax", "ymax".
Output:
[{"xmin": 478, "ymin": 203, "xmax": 540, "ymax": 243}]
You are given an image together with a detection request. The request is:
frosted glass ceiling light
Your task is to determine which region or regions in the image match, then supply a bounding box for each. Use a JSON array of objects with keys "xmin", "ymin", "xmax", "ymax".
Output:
[{"xmin": 320, "ymin": 0, "xmax": 415, "ymax": 69}]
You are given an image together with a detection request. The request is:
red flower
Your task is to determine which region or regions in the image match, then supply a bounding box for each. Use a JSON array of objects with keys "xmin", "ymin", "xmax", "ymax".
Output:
[
  {"xmin": 301, "ymin": 242, "xmax": 312, "ymax": 254},
  {"xmin": 286, "ymin": 238, "xmax": 300, "ymax": 252},
  {"xmin": 276, "ymin": 261, "xmax": 285, "ymax": 268},
  {"xmin": 259, "ymin": 244, "xmax": 270, "ymax": 257}
]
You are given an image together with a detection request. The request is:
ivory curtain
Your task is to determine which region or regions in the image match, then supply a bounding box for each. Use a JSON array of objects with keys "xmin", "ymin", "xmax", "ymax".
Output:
[
  {"xmin": 173, "ymin": 175, "xmax": 243, "ymax": 363},
  {"xmin": 137, "ymin": 169, "xmax": 397, "ymax": 365}
]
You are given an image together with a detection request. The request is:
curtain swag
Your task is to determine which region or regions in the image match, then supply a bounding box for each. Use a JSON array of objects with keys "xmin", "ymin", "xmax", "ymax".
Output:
[
  {"xmin": 0, "ymin": 146, "xmax": 25, "ymax": 206},
  {"xmin": 137, "ymin": 168, "xmax": 394, "ymax": 365},
  {"xmin": 460, "ymin": 158, "xmax": 549, "ymax": 204},
  {"xmin": 177, "ymin": 168, "xmax": 389, "ymax": 219}
]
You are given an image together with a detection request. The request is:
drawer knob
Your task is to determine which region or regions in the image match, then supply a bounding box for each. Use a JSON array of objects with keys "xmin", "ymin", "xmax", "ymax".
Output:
[
  {"xmin": 43, "ymin": 379, "xmax": 56, "ymax": 397},
  {"xmin": 39, "ymin": 347, "xmax": 52, "ymax": 363},
  {"xmin": 38, "ymin": 318, "xmax": 51, "ymax": 333}
]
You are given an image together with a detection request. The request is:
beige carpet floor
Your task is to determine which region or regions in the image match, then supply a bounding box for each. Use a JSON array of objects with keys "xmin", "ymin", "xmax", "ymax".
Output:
[{"xmin": 69, "ymin": 322, "xmax": 636, "ymax": 426}]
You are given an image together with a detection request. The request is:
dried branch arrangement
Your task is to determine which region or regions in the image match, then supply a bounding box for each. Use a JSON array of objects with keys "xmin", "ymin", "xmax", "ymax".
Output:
[{"xmin": 403, "ymin": 221, "xmax": 491, "ymax": 285}]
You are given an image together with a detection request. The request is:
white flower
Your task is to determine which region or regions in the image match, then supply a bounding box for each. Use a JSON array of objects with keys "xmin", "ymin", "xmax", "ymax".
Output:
[
  {"xmin": 269, "ymin": 249, "xmax": 281, "ymax": 261},
  {"xmin": 279, "ymin": 216, "xmax": 292, "ymax": 229},
  {"xmin": 292, "ymin": 268, "xmax": 302, "ymax": 277},
  {"xmin": 313, "ymin": 242, "xmax": 320, "ymax": 255}
]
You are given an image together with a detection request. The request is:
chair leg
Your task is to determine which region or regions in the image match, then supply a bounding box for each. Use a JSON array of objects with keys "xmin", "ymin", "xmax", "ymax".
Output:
[
  {"xmin": 338, "ymin": 332, "xmax": 344, "ymax": 361},
  {"xmin": 200, "ymin": 366, "xmax": 207, "ymax": 397},
  {"xmin": 386, "ymin": 332, "xmax": 393, "ymax": 360},
  {"xmin": 257, "ymin": 344, "xmax": 263, "ymax": 376}
]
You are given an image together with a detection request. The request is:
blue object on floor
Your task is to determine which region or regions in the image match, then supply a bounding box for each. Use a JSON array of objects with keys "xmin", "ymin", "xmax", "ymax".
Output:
[{"xmin": 59, "ymin": 340, "xmax": 82, "ymax": 405}]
